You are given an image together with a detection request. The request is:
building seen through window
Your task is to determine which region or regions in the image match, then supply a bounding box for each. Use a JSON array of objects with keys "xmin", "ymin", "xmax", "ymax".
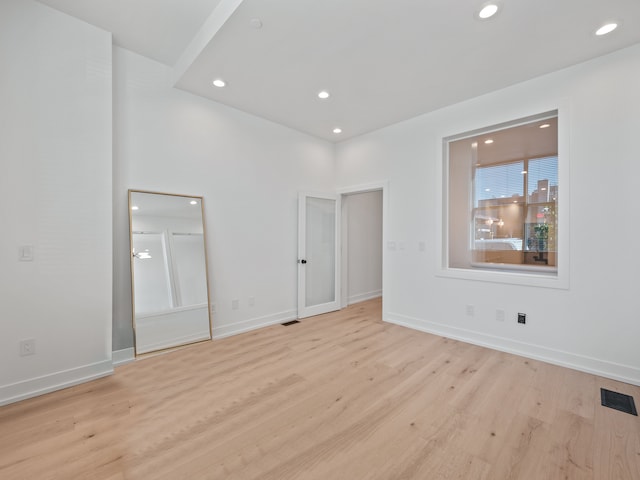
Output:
[{"xmin": 447, "ymin": 113, "xmax": 558, "ymax": 272}]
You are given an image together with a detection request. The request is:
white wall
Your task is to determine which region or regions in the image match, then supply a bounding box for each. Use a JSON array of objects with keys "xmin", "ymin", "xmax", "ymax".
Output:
[
  {"xmin": 345, "ymin": 191, "xmax": 382, "ymax": 304},
  {"xmin": 335, "ymin": 44, "xmax": 640, "ymax": 385},
  {"xmin": 113, "ymin": 47, "xmax": 335, "ymax": 348},
  {"xmin": 0, "ymin": 0, "xmax": 113, "ymax": 405}
]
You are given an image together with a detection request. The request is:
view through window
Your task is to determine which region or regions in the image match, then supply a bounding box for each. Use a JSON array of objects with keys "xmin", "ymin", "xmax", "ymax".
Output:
[{"xmin": 447, "ymin": 113, "xmax": 558, "ymax": 273}]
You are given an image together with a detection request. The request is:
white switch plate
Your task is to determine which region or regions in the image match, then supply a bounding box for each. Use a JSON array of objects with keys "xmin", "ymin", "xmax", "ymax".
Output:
[
  {"xmin": 19, "ymin": 245, "xmax": 34, "ymax": 262},
  {"xmin": 232, "ymin": 299, "xmax": 239, "ymax": 310},
  {"xmin": 20, "ymin": 339, "xmax": 35, "ymax": 356}
]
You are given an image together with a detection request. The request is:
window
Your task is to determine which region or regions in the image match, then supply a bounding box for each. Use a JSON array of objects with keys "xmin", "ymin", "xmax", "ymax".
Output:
[{"xmin": 446, "ymin": 112, "xmax": 558, "ymax": 274}]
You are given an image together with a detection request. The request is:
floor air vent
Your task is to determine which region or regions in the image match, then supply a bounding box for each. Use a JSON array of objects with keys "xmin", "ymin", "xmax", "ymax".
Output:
[
  {"xmin": 600, "ymin": 388, "xmax": 638, "ymax": 416},
  {"xmin": 281, "ymin": 320, "xmax": 300, "ymax": 326}
]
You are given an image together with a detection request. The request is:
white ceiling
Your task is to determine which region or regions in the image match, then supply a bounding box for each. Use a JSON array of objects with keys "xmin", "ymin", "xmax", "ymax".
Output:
[{"xmin": 37, "ymin": 0, "xmax": 640, "ymax": 142}]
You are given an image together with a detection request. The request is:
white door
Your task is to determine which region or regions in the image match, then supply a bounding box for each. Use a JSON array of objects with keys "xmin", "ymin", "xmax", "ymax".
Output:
[{"xmin": 298, "ymin": 192, "xmax": 341, "ymax": 318}]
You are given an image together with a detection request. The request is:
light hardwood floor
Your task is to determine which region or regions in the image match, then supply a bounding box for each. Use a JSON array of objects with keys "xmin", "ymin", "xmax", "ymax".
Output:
[{"xmin": 1, "ymin": 298, "xmax": 639, "ymax": 479}]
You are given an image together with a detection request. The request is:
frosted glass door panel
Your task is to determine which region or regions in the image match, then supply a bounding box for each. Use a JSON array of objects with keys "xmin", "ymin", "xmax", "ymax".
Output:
[
  {"xmin": 305, "ymin": 197, "xmax": 336, "ymax": 307},
  {"xmin": 171, "ymin": 233, "xmax": 208, "ymax": 307},
  {"xmin": 132, "ymin": 233, "xmax": 172, "ymax": 314}
]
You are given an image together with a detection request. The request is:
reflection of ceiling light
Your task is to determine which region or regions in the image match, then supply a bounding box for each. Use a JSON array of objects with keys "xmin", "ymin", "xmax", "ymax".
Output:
[
  {"xmin": 539, "ymin": 123, "xmax": 550, "ymax": 129},
  {"xmin": 212, "ymin": 79, "xmax": 226, "ymax": 88},
  {"xmin": 484, "ymin": 139, "xmax": 493, "ymax": 144},
  {"xmin": 190, "ymin": 200, "xmax": 198, "ymax": 205},
  {"xmin": 541, "ymin": 187, "xmax": 547, "ymax": 191},
  {"xmin": 521, "ymin": 170, "xmax": 527, "ymax": 174},
  {"xmin": 333, "ymin": 128, "xmax": 342, "ymax": 134},
  {"xmin": 131, "ymin": 206, "xmax": 139, "ymax": 210},
  {"xmin": 133, "ymin": 251, "xmax": 152, "ymax": 259},
  {"xmin": 513, "ymin": 200, "xmax": 518, "ymax": 203},
  {"xmin": 596, "ymin": 23, "xmax": 618, "ymax": 36},
  {"xmin": 478, "ymin": 4, "xmax": 499, "ymax": 19},
  {"xmin": 485, "ymin": 188, "xmax": 491, "ymax": 192},
  {"xmin": 471, "ymin": 142, "xmax": 478, "ymax": 148},
  {"xmin": 318, "ymin": 91, "xmax": 330, "ymax": 99}
]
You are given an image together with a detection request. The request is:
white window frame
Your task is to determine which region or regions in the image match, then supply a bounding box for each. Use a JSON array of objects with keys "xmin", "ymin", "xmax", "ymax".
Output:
[{"xmin": 436, "ymin": 107, "xmax": 570, "ymax": 290}]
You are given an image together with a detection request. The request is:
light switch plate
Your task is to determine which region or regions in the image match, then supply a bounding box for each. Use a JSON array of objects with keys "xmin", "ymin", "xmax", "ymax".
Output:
[{"xmin": 19, "ymin": 245, "xmax": 34, "ymax": 262}]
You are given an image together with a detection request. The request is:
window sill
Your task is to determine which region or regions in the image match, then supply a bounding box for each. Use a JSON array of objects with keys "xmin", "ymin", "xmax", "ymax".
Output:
[{"xmin": 438, "ymin": 265, "xmax": 567, "ymax": 290}]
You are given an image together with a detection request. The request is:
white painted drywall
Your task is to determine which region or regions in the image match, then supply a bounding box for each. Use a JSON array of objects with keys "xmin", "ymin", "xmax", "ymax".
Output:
[
  {"xmin": 335, "ymin": 44, "xmax": 640, "ymax": 385},
  {"xmin": 345, "ymin": 191, "xmax": 382, "ymax": 304},
  {"xmin": 0, "ymin": 0, "xmax": 113, "ymax": 405},
  {"xmin": 113, "ymin": 47, "xmax": 335, "ymax": 349}
]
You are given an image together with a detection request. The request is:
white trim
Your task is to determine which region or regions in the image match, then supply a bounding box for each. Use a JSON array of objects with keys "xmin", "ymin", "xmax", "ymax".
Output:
[
  {"xmin": 135, "ymin": 302, "xmax": 208, "ymax": 319},
  {"xmin": 348, "ymin": 290, "xmax": 382, "ymax": 305},
  {"xmin": 212, "ymin": 309, "xmax": 297, "ymax": 339},
  {"xmin": 0, "ymin": 360, "xmax": 114, "ymax": 407},
  {"xmin": 136, "ymin": 331, "xmax": 211, "ymax": 355},
  {"xmin": 337, "ymin": 181, "xmax": 389, "ymax": 320},
  {"xmin": 112, "ymin": 348, "xmax": 135, "ymax": 367},
  {"xmin": 385, "ymin": 311, "xmax": 640, "ymax": 387},
  {"xmin": 297, "ymin": 191, "xmax": 341, "ymax": 319},
  {"xmin": 435, "ymin": 103, "xmax": 570, "ymax": 290}
]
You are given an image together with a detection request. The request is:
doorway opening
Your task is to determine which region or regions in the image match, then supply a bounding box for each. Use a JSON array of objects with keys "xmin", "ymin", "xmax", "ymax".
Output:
[{"xmin": 340, "ymin": 185, "xmax": 385, "ymax": 310}]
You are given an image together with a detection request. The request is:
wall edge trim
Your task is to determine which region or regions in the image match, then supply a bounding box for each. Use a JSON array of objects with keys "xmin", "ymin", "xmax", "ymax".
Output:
[
  {"xmin": 212, "ymin": 309, "xmax": 297, "ymax": 339},
  {"xmin": 112, "ymin": 348, "xmax": 135, "ymax": 367},
  {"xmin": 0, "ymin": 360, "xmax": 114, "ymax": 407},
  {"xmin": 385, "ymin": 311, "xmax": 640, "ymax": 387}
]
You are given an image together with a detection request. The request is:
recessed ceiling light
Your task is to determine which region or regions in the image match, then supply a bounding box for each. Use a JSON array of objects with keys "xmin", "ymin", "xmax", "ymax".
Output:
[
  {"xmin": 250, "ymin": 18, "xmax": 263, "ymax": 29},
  {"xmin": 318, "ymin": 91, "xmax": 330, "ymax": 99},
  {"xmin": 478, "ymin": 4, "xmax": 499, "ymax": 19},
  {"xmin": 190, "ymin": 200, "xmax": 198, "ymax": 205},
  {"xmin": 539, "ymin": 123, "xmax": 550, "ymax": 129},
  {"xmin": 484, "ymin": 139, "xmax": 494, "ymax": 144},
  {"xmin": 595, "ymin": 23, "xmax": 618, "ymax": 36},
  {"xmin": 212, "ymin": 79, "xmax": 226, "ymax": 88},
  {"xmin": 131, "ymin": 206, "xmax": 139, "ymax": 210},
  {"xmin": 333, "ymin": 128, "xmax": 342, "ymax": 134}
]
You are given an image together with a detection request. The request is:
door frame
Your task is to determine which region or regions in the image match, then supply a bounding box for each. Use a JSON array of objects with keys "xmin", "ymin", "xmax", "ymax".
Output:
[
  {"xmin": 338, "ymin": 181, "xmax": 388, "ymax": 318},
  {"xmin": 297, "ymin": 191, "xmax": 342, "ymax": 319}
]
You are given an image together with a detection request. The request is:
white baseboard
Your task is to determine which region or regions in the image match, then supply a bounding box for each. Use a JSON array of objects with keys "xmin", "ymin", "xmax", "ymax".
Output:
[
  {"xmin": 213, "ymin": 309, "xmax": 297, "ymax": 339},
  {"xmin": 136, "ymin": 331, "xmax": 211, "ymax": 355},
  {"xmin": 112, "ymin": 347, "xmax": 135, "ymax": 367},
  {"xmin": 0, "ymin": 360, "xmax": 114, "ymax": 407},
  {"xmin": 348, "ymin": 290, "xmax": 382, "ymax": 305},
  {"xmin": 386, "ymin": 311, "xmax": 640, "ymax": 387}
]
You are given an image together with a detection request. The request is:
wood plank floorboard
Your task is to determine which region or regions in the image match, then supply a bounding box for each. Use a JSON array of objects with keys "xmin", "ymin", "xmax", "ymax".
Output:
[{"xmin": 1, "ymin": 298, "xmax": 639, "ymax": 479}]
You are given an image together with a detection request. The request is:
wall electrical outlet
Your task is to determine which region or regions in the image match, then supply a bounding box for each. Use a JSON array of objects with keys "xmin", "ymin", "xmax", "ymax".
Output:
[
  {"xmin": 210, "ymin": 304, "xmax": 216, "ymax": 314},
  {"xmin": 496, "ymin": 309, "xmax": 505, "ymax": 322},
  {"xmin": 20, "ymin": 339, "xmax": 35, "ymax": 356},
  {"xmin": 466, "ymin": 304, "xmax": 474, "ymax": 317},
  {"xmin": 517, "ymin": 313, "xmax": 526, "ymax": 324},
  {"xmin": 248, "ymin": 296, "xmax": 255, "ymax": 307},
  {"xmin": 232, "ymin": 299, "xmax": 240, "ymax": 310}
]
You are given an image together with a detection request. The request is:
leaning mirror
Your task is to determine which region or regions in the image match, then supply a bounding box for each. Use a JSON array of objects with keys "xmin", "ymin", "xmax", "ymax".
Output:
[{"xmin": 128, "ymin": 190, "xmax": 212, "ymax": 355}]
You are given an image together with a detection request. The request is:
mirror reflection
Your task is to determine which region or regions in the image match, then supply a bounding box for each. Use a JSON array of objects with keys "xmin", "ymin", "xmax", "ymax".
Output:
[{"xmin": 129, "ymin": 190, "xmax": 211, "ymax": 355}]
